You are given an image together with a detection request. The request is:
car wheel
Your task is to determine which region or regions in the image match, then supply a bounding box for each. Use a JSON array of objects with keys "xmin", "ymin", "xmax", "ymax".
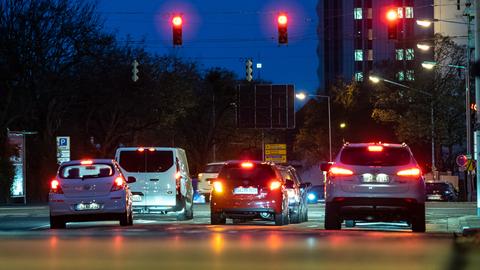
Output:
[
  {"xmin": 324, "ymin": 202, "xmax": 341, "ymax": 230},
  {"xmin": 290, "ymin": 206, "xmax": 301, "ymax": 224},
  {"xmin": 50, "ymin": 215, "xmax": 66, "ymax": 229},
  {"xmin": 176, "ymin": 197, "xmax": 194, "ymax": 221},
  {"xmin": 205, "ymin": 194, "xmax": 210, "ymax": 203},
  {"xmin": 211, "ymin": 212, "xmax": 226, "ymax": 225},
  {"xmin": 303, "ymin": 207, "xmax": 309, "ymax": 222},
  {"xmin": 345, "ymin": 220, "xmax": 356, "ymax": 228},
  {"xmin": 274, "ymin": 212, "xmax": 285, "ymax": 226},
  {"xmin": 119, "ymin": 211, "xmax": 129, "ymax": 226},
  {"xmin": 411, "ymin": 203, "xmax": 426, "ymax": 233},
  {"xmin": 127, "ymin": 210, "xmax": 133, "ymax": 226}
]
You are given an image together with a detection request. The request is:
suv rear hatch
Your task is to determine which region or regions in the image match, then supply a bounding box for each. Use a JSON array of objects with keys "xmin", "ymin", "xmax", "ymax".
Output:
[{"xmin": 59, "ymin": 163, "xmax": 115, "ymax": 198}]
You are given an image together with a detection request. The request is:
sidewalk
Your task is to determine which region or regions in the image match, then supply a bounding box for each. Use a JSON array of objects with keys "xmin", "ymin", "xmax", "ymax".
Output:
[{"xmin": 459, "ymin": 215, "xmax": 480, "ymax": 236}]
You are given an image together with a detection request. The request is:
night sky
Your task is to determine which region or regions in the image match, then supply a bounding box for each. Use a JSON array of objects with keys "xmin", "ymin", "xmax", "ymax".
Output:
[{"xmin": 97, "ymin": 0, "xmax": 319, "ymax": 96}]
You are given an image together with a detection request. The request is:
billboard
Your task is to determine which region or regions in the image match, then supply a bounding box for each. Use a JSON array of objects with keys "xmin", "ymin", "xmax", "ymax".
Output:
[{"xmin": 8, "ymin": 132, "xmax": 25, "ymax": 198}]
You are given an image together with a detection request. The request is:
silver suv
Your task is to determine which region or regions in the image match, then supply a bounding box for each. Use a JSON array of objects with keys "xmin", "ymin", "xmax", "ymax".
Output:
[{"xmin": 321, "ymin": 143, "xmax": 426, "ymax": 232}]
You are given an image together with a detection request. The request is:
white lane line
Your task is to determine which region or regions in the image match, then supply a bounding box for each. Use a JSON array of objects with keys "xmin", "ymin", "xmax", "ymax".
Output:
[{"xmin": 29, "ymin": 224, "xmax": 50, "ymax": 230}]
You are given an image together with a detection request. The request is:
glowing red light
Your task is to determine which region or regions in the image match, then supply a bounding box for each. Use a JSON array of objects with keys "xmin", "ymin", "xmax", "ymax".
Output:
[
  {"xmin": 397, "ymin": 168, "xmax": 421, "ymax": 177},
  {"xmin": 241, "ymin": 162, "xmax": 254, "ymax": 169},
  {"xmin": 368, "ymin": 145, "xmax": 384, "ymax": 152},
  {"xmin": 330, "ymin": 167, "xmax": 354, "ymax": 176},
  {"xmin": 51, "ymin": 179, "xmax": 60, "ymax": 189},
  {"xmin": 80, "ymin": 160, "xmax": 93, "ymax": 165},
  {"xmin": 172, "ymin": 16, "xmax": 182, "ymax": 27},
  {"xmin": 270, "ymin": 180, "xmax": 282, "ymax": 190},
  {"xmin": 278, "ymin": 14, "xmax": 287, "ymax": 25},
  {"xmin": 114, "ymin": 177, "xmax": 124, "ymax": 187},
  {"xmin": 386, "ymin": 9, "xmax": 398, "ymax": 21},
  {"xmin": 138, "ymin": 148, "xmax": 145, "ymax": 152}
]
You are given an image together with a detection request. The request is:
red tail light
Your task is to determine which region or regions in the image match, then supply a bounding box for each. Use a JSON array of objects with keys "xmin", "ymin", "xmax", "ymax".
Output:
[
  {"xmin": 241, "ymin": 162, "xmax": 254, "ymax": 169},
  {"xmin": 111, "ymin": 176, "xmax": 125, "ymax": 191},
  {"xmin": 368, "ymin": 145, "xmax": 383, "ymax": 152},
  {"xmin": 397, "ymin": 168, "xmax": 421, "ymax": 177},
  {"xmin": 269, "ymin": 180, "xmax": 282, "ymax": 190},
  {"xmin": 50, "ymin": 179, "xmax": 64, "ymax": 194},
  {"xmin": 212, "ymin": 181, "xmax": 223, "ymax": 193},
  {"xmin": 329, "ymin": 166, "xmax": 354, "ymax": 176},
  {"xmin": 80, "ymin": 160, "xmax": 93, "ymax": 165}
]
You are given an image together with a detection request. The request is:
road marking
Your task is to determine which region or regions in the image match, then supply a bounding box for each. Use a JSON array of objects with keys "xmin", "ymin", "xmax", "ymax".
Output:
[{"xmin": 30, "ymin": 224, "xmax": 50, "ymax": 230}]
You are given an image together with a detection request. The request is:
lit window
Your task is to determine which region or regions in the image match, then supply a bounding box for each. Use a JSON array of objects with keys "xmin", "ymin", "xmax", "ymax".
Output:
[
  {"xmin": 355, "ymin": 72, "xmax": 364, "ymax": 82},
  {"xmin": 367, "ymin": 49, "xmax": 373, "ymax": 61},
  {"xmin": 406, "ymin": 48, "xmax": 414, "ymax": 60},
  {"xmin": 354, "ymin": 50, "xmax": 363, "ymax": 61},
  {"xmin": 397, "ymin": 7, "xmax": 404, "ymax": 18},
  {"xmin": 396, "ymin": 49, "xmax": 404, "ymax": 60},
  {"xmin": 397, "ymin": 71, "xmax": 405, "ymax": 81},
  {"xmin": 368, "ymin": 29, "xmax": 373, "ymax": 40},
  {"xmin": 367, "ymin": 8, "xmax": 373, "ymax": 19},
  {"xmin": 354, "ymin": 8, "xmax": 363, "ymax": 20},
  {"xmin": 406, "ymin": 7, "xmax": 414, "ymax": 18},
  {"xmin": 406, "ymin": 70, "xmax": 415, "ymax": 81}
]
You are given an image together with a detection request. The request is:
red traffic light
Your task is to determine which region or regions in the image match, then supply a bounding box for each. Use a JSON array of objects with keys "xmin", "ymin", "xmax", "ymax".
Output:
[
  {"xmin": 172, "ymin": 16, "xmax": 182, "ymax": 27},
  {"xmin": 277, "ymin": 14, "xmax": 287, "ymax": 25},
  {"xmin": 386, "ymin": 9, "xmax": 398, "ymax": 21}
]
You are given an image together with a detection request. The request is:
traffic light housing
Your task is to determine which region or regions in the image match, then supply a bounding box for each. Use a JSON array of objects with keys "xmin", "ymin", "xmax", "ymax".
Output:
[
  {"xmin": 172, "ymin": 15, "xmax": 183, "ymax": 46},
  {"xmin": 386, "ymin": 9, "xmax": 398, "ymax": 40},
  {"xmin": 246, "ymin": 59, "xmax": 253, "ymax": 82},
  {"xmin": 277, "ymin": 14, "xmax": 288, "ymax": 44}
]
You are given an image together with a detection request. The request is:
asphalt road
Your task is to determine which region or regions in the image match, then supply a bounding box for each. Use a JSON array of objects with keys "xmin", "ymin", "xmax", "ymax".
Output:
[{"xmin": 0, "ymin": 202, "xmax": 478, "ymax": 270}]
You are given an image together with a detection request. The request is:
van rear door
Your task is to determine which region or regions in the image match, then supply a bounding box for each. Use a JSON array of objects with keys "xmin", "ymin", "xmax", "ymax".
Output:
[
  {"xmin": 144, "ymin": 149, "xmax": 176, "ymax": 206},
  {"xmin": 117, "ymin": 149, "xmax": 148, "ymax": 208}
]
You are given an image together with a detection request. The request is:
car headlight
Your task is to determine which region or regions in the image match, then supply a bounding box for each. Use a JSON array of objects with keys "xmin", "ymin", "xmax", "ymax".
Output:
[{"xmin": 307, "ymin": 193, "xmax": 316, "ymax": 201}]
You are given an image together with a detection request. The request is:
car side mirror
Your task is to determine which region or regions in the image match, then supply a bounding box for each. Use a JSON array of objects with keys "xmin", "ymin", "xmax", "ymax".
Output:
[
  {"xmin": 285, "ymin": 180, "xmax": 294, "ymax": 189},
  {"xmin": 299, "ymin": 182, "xmax": 311, "ymax": 189},
  {"xmin": 127, "ymin": 176, "xmax": 136, "ymax": 183},
  {"xmin": 320, "ymin": 162, "xmax": 332, "ymax": 172}
]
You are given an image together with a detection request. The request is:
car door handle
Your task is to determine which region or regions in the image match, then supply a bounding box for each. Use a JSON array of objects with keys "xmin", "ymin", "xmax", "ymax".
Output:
[{"xmin": 150, "ymin": 179, "xmax": 159, "ymax": 182}]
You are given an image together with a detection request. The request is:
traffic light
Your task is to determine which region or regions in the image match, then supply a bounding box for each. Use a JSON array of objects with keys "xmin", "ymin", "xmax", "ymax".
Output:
[
  {"xmin": 386, "ymin": 9, "xmax": 398, "ymax": 40},
  {"xmin": 172, "ymin": 15, "xmax": 183, "ymax": 46},
  {"xmin": 277, "ymin": 14, "xmax": 288, "ymax": 44},
  {"xmin": 246, "ymin": 59, "xmax": 253, "ymax": 82},
  {"xmin": 132, "ymin": 60, "xmax": 139, "ymax": 82},
  {"xmin": 471, "ymin": 103, "xmax": 477, "ymax": 128}
]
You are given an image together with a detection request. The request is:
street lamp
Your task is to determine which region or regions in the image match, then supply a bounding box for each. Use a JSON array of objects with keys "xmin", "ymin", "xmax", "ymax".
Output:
[
  {"xmin": 296, "ymin": 92, "xmax": 332, "ymax": 161},
  {"xmin": 369, "ymin": 76, "xmax": 436, "ymax": 173},
  {"xmin": 416, "ymin": 43, "xmax": 431, "ymax": 51}
]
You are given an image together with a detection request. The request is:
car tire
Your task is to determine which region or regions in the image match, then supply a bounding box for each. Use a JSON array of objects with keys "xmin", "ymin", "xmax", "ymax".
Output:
[
  {"xmin": 176, "ymin": 197, "xmax": 194, "ymax": 221},
  {"xmin": 127, "ymin": 210, "xmax": 133, "ymax": 226},
  {"xmin": 119, "ymin": 211, "xmax": 129, "ymax": 226},
  {"xmin": 411, "ymin": 203, "xmax": 426, "ymax": 233},
  {"xmin": 50, "ymin": 215, "xmax": 66, "ymax": 229},
  {"xmin": 211, "ymin": 212, "xmax": 226, "ymax": 225},
  {"xmin": 345, "ymin": 220, "xmax": 356, "ymax": 228},
  {"xmin": 290, "ymin": 206, "xmax": 301, "ymax": 224},
  {"xmin": 324, "ymin": 202, "xmax": 341, "ymax": 230},
  {"xmin": 274, "ymin": 212, "xmax": 285, "ymax": 226}
]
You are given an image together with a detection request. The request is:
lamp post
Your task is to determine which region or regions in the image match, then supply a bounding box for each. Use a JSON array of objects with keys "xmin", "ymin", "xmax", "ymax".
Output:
[
  {"xmin": 369, "ymin": 76, "xmax": 435, "ymax": 173},
  {"xmin": 296, "ymin": 92, "xmax": 332, "ymax": 161}
]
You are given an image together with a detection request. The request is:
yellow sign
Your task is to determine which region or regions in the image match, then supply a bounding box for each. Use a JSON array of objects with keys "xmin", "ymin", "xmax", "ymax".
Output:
[
  {"xmin": 265, "ymin": 149, "xmax": 287, "ymax": 155},
  {"xmin": 466, "ymin": 159, "xmax": 476, "ymax": 172},
  {"xmin": 265, "ymin": 156, "xmax": 287, "ymax": 163},
  {"xmin": 265, "ymin": 144, "xmax": 287, "ymax": 163},
  {"xmin": 265, "ymin": 144, "xmax": 286, "ymax": 150}
]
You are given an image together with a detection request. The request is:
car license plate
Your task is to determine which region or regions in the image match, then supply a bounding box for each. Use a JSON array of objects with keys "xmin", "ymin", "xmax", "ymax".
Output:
[
  {"xmin": 428, "ymin": 195, "xmax": 441, "ymax": 200},
  {"xmin": 132, "ymin": 195, "xmax": 143, "ymax": 202},
  {"xmin": 75, "ymin": 203, "xmax": 100, "ymax": 211},
  {"xmin": 233, "ymin": 187, "xmax": 258, "ymax": 195}
]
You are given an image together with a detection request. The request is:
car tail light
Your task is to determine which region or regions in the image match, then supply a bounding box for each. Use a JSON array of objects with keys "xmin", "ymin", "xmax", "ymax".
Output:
[
  {"xmin": 148, "ymin": 148, "xmax": 155, "ymax": 151},
  {"xmin": 50, "ymin": 179, "xmax": 64, "ymax": 194},
  {"xmin": 241, "ymin": 162, "xmax": 254, "ymax": 169},
  {"xmin": 397, "ymin": 168, "xmax": 421, "ymax": 177},
  {"xmin": 368, "ymin": 145, "xmax": 383, "ymax": 152},
  {"xmin": 212, "ymin": 181, "xmax": 223, "ymax": 193},
  {"xmin": 137, "ymin": 148, "xmax": 145, "ymax": 152},
  {"xmin": 269, "ymin": 180, "xmax": 282, "ymax": 191},
  {"xmin": 111, "ymin": 176, "xmax": 125, "ymax": 191},
  {"xmin": 329, "ymin": 166, "xmax": 354, "ymax": 176},
  {"xmin": 80, "ymin": 160, "xmax": 93, "ymax": 165}
]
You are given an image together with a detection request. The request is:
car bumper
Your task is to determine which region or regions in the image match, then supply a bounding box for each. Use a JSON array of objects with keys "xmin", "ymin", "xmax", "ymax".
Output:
[
  {"xmin": 49, "ymin": 194, "xmax": 127, "ymax": 217},
  {"xmin": 211, "ymin": 198, "xmax": 282, "ymax": 214}
]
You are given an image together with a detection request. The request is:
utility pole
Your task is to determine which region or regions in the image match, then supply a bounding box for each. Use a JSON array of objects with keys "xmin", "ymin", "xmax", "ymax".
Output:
[
  {"xmin": 465, "ymin": 0, "xmax": 473, "ymax": 201},
  {"xmin": 474, "ymin": 0, "xmax": 480, "ymax": 216}
]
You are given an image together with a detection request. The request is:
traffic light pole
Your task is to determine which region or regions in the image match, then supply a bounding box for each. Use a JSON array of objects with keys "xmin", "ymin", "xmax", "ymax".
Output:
[
  {"xmin": 474, "ymin": 0, "xmax": 480, "ymax": 216},
  {"xmin": 466, "ymin": 5, "xmax": 473, "ymax": 201}
]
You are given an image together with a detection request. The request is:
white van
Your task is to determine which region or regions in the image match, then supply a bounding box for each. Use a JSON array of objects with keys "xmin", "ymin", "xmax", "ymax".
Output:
[{"xmin": 115, "ymin": 147, "xmax": 193, "ymax": 220}]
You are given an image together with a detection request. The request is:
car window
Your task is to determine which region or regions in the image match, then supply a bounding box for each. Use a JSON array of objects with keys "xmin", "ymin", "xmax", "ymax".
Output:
[
  {"xmin": 340, "ymin": 146, "xmax": 411, "ymax": 166},
  {"xmin": 426, "ymin": 183, "xmax": 449, "ymax": 192},
  {"xmin": 204, "ymin": 164, "xmax": 224, "ymax": 173},
  {"xmin": 119, "ymin": 150, "xmax": 174, "ymax": 173},
  {"xmin": 60, "ymin": 164, "xmax": 114, "ymax": 179},
  {"xmin": 218, "ymin": 164, "xmax": 276, "ymax": 184}
]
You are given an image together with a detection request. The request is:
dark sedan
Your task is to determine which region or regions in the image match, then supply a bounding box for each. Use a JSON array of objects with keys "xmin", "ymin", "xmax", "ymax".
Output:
[{"xmin": 426, "ymin": 181, "xmax": 458, "ymax": 201}]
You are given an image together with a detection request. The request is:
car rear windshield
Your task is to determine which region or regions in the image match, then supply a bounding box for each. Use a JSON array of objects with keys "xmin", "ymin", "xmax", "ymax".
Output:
[
  {"xmin": 59, "ymin": 164, "xmax": 114, "ymax": 179},
  {"xmin": 204, "ymin": 164, "xmax": 224, "ymax": 173},
  {"xmin": 119, "ymin": 150, "xmax": 174, "ymax": 173},
  {"xmin": 340, "ymin": 146, "xmax": 412, "ymax": 166},
  {"xmin": 218, "ymin": 164, "xmax": 276, "ymax": 184},
  {"xmin": 426, "ymin": 183, "xmax": 449, "ymax": 192}
]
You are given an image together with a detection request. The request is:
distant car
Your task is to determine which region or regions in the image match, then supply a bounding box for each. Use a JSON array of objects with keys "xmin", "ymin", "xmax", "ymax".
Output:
[
  {"xmin": 210, "ymin": 160, "xmax": 290, "ymax": 225},
  {"xmin": 197, "ymin": 162, "xmax": 226, "ymax": 202},
  {"xmin": 426, "ymin": 181, "xmax": 458, "ymax": 201},
  {"xmin": 307, "ymin": 185, "xmax": 325, "ymax": 204},
  {"xmin": 49, "ymin": 159, "xmax": 135, "ymax": 229},
  {"xmin": 278, "ymin": 165, "xmax": 309, "ymax": 223},
  {"xmin": 115, "ymin": 147, "xmax": 194, "ymax": 220},
  {"xmin": 321, "ymin": 143, "xmax": 426, "ymax": 232}
]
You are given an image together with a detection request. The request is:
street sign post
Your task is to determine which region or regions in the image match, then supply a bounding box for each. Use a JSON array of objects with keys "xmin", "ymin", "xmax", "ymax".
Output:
[
  {"xmin": 56, "ymin": 136, "xmax": 71, "ymax": 164},
  {"xmin": 265, "ymin": 144, "xmax": 287, "ymax": 163}
]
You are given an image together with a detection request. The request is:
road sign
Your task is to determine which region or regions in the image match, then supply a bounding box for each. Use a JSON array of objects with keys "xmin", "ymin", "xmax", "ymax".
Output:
[
  {"xmin": 466, "ymin": 159, "xmax": 476, "ymax": 172},
  {"xmin": 56, "ymin": 136, "xmax": 70, "ymax": 164},
  {"xmin": 265, "ymin": 143, "xmax": 287, "ymax": 163},
  {"xmin": 457, "ymin": 154, "xmax": 468, "ymax": 167}
]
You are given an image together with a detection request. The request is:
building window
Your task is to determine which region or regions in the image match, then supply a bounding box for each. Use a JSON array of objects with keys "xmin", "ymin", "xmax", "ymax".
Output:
[
  {"xmin": 406, "ymin": 70, "xmax": 415, "ymax": 81},
  {"xmin": 368, "ymin": 29, "xmax": 373, "ymax": 40},
  {"xmin": 354, "ymin": 8, "xmax": 363, "ymax": 20},
  {"xmin": 397, "ymin": 71, "xmax": 405, "ymax": 81},
  {"xmin": 367, "ymin": 8, "xmax": 373, "ymax": 19},
  {"xmin": 396, "ymin": 49, "xmax": 404, "ymax": 60},
  {"xmin": 406, "ymin": 7, "xmax": 414, "ymax": 18},
  {"xmin": 406, "ymin": 48, "xmax": 414, "ymax": 60},
  {"xmin": 354, "ymin": 50, "xmax": 363, "ymax": 61},
  {"xmin": 355, "ymin": 72, "xmax": 364, "ymax": 82},
  {"xmin": 397, "ymin": 7, "xmax": 404, "ymax": 18},
  {"xmin": 367, "ymin": 49, "xmax": 373, "ymax": 61}
]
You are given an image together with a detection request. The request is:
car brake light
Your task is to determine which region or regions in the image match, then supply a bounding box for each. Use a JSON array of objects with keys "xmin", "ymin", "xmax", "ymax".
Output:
[
  {"xmin": 270, "ymin": 180, "xmax": 282, "ymax": 190},
  {"xmin": 241, "ymin": 162, "xmax": 254, "ymax": 169},
  {"xmin": 330, "ymin": 166, "xmax": 354, "ymax": 176},
  {"xmin": 111, "ymin": 176, "xmax": 125, "ymax": 191},
  {"xmin": 80, "ymin": 160, "xmax": 93, "ymax": 165},
  {"xmin": 175, "ymin": 171, "xmax": 181, "ymax": 180},
  {"xmin": 212, "ymin": 181, "xmax": 223, "ymax": 193},
  {"xmin": 138, "ymin": 148, "xmax": 145, "ymax": 152},
  {"xmin": 368, "ymin": 145, "xmax": 383, "ymax": 152},
  {"xmin": 148, "ymin": 148, "xmax": 155, "ymax": 152},
  {"xmin": 397, "ymin": 168, "xmax": 421, "ymax": 177},
  {"xmin": 50, "ymin": 179, "xmax": 63, "ymax": 194}
]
